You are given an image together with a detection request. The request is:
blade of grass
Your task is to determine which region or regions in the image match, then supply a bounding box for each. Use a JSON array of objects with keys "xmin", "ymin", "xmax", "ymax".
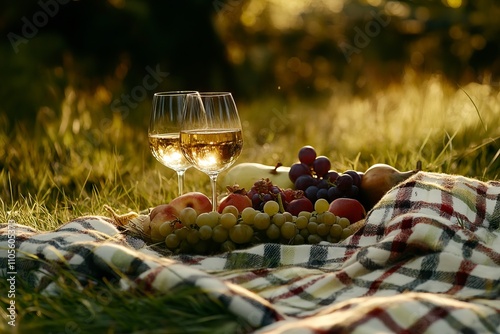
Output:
[{"xmin": 457, "ymin": 83, "xmax": 487, "ymax": 133}]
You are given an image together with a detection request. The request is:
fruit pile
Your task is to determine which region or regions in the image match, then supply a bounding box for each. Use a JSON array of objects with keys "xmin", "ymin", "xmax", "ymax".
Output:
[
  {"xmin": 147, "ymin": 198, "xmax": 359, "ymax": 255},
  {"xmin": 123, "ymin": 145, "xmax": 420, "ymax": 255}
]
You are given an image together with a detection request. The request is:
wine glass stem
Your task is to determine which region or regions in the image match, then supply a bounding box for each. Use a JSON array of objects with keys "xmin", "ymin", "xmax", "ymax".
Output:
[
  {"xmin": 209, "ymin": 174, "xmax": 218, "ymax": 211},
  {"xmin": 177, "ymin": 170, "xmax": 186, "ymax": 196}
]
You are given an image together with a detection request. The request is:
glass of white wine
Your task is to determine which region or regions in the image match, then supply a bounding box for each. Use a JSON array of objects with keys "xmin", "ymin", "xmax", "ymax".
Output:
[
  {"xmin": 180, "ymin": 92, "xmax": 243, "ymax": 211},
  {"xmin": 148, "ymin": 91, "xmax": 197, "ymax": 196}
]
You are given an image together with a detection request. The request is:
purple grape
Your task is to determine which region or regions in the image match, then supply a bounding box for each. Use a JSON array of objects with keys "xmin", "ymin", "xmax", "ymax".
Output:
[
  {"xmin": 271, "ymin": 186, "xmax": 281, "ymax": 195},
  {"xmin": 263, "ymin": 193, "xmax": 273, "ymax": 202},
  {"xmin": 295, "ymin": 174, "xmax": 316, "ymax": 191},
  {"xmin": 336, "ymin": 174, "xmax": 353, "ymax": 192},
  {"xmin": 316, "ymin": 179, "xmax": 329, "ymax": 189},
  {"xmin": 328, "ymin": 186, "xmax": 342, "ymax": 201},
  {"xmin": 298, "ymin": 146, "xmax": 317, "ymax": 165},
  {"xmin": 312, "ymin": 156, "xmax": 331, "ymax": 176},
  {"xmin": 305, "ymin": 186, "xmax": 319, "ymax": 203},
  {"xmin": 317, "ymin": 188, "xmax": 329, "ymax": 200},
  {"xmin": 289, "ymin": 163, "xmax": 311, "ymax": 182},
  {"xmin": 324, "ymin": 171, "xmax": 339, "ymax": 183},
  {"xmin": 252, "ymin": 193, "xmax": 261, "ymax": 208},
  {"xmin": 346, "ymin": 185, "xmax": 359, "ymax": 198},
  {"xmin": 343, "ymin": 170, "xmax": 362, "ymax": 188}
]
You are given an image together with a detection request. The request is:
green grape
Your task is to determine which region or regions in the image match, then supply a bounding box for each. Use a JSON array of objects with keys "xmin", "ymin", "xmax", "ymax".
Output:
[
  {"xmin": 212, "ymin": 225, "xmax": 229, "ymax": 243},
  {"xmin": 316, "ymin": 213, "xmax": 324, "ymax": 224},
  {"xmin": 266, "ymin": 224, "xmax": 280, "ymax": 240},
  {"xmin": 322, "ymin": 211, "xmax": 336, "ymax": 225},
  {"xmin": 309, "ymin": 216, "xmax": 317, "ymax": 223},
  {"xmin": 299, "ymin": 228, "xmax": 310, "ymax": 239},
  {"xmin": 341, "ymin": 227, "xmax": 353, "ymax": 240},
  {"xmin": 263, "ymin": 201, "xmax": 280, "ymax": 216},
  {"xmin": 314, "ymin": 198, "xmax": 330, "ymax": 214},
  {"xmin": 165, "ymin": 234, "xmax": 180, "ymax": 249},
  {"xmin": 199, "ymin": 225, "xmax": 213, "ymax": 240},
  {"xmin": 281, "ymin": 221, "xmax": 297, "ymax": 240},
  {"xmin": 179, "ymin": 207, "xmax": 198, "ymax": 226},
  {"xmin": 196, "ymin": 213, "xmax": 211, "ymax": 227},
  {"xmin": 220, "ymin": 212, "xmax": 237, "ymax": 229},
  {"xmin": 174, "ymin": 226, "xmax": 189, "ymax": 240},
  {"xmin": 186, "ymin": 229, "xmax": 200, "ymax": 245},
  {"xmin": 307, "ymin": 234, "xmax": 322, "ymax": 244},
  {"xmin": 208, "ymin": 211, "xmax": 221, "ymax": 226},
  {"xmin": 241, "ymin": 207, "xmax": 257, "ymax": 225},
  {"xmin": 192, "ymin": 240, "xmax": 210, "ymax": 254},
  {"xmin": 229, "ymin": 224, "xmax": 253, "ymax": 244},
  {"xmin": 253, "ymin": 212, "xmax": 271, "ymax": 230},
  {"xmin": 159, "ymin": 222, "xmax": 174, "ymax": 237},
  {"xmin": 220, "ymin": 240, "xmax": 236, "ymax": 252},
  {"xmin": 317, "ymin": 223, "xmax": 330, "ymax": 237},
  {"xmin": 330, "ymin": 224, "xmax": 343, "ymax": 240},
  {"xmin": 338, "ymin": 217, "xmax": 350, "ymax": 229},
  {"xmin": 178, "ymin": 239, "xmax": 192, "ymax": 253},
  {"xmin": 293, "ymin": 234, "xmax": 305, "ymax": 245},
  {"xmin": 272, "ymin": 213, "xmax": 286, "ymax": 227},
  {"xmin": 298, "ymin": 211, "xmax": 311, "ymax": 220},
  {"xmin": 222, "ymin": 205, "xmax": 239, "ymax": 218},
  {"xmin": 295, "ymin": 216, "xmax": 308, "ymax": 229},
  {"xmin": 307, "ymin": 221, "xmax": 318, "ymax": 234},
  {"xmin": 283, "ymin": 212, "xmax": 294, "ymax": 222}
]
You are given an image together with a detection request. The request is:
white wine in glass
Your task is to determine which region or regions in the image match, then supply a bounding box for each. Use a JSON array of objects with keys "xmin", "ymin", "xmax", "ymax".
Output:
[
  {"xmin": 180, "ymin": 92, "xmax": 243, "ymax": 211},
  {"xmin": 149, "ymin": 91, "xmax": 197, "ymax": 196}
]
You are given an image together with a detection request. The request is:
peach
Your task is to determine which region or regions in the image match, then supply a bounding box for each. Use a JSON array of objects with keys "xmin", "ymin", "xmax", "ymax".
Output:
[
  {"xmin": 328, "ymin": 198, "xmax": 366, "ymax": 224},
  {"xmin": 169, "ymin": 192, "xmax": 212, "ymax": 215},
  {"xmin": 149, "ymin": 204, "xmax": 179, "ymax": 242}
]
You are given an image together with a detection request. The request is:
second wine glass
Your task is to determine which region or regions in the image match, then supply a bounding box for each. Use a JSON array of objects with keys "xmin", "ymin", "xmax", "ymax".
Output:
[
  {"xmin": 180, "ymin": 92, "xmax": 243, "ymax": 211},
  {"xmin": 149, "ymin": 91, "xmax": 197, "ymax": 196}
]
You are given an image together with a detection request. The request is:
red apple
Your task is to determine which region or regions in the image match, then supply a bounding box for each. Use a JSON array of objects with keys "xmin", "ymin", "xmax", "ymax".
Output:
[
  {"xmin": 169, "ymin": 192, "xmax": 212, "ymax": 215},
  {"xmin": 287, "ymin": 197, "xmax": 313, "ymax": 216},
  {"xmin": 149, "ymin": 204, "xmax": 179, "ymax": 242},
  {"xmin": 328, "ymin": 198, "xmax": 366, "ymax": 224}
]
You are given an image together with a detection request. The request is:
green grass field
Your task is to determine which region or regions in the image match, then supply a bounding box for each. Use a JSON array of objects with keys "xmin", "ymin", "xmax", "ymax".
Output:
[{"xmin": 1, "ymin": 73, "xmax": 499, "ymax": 332}]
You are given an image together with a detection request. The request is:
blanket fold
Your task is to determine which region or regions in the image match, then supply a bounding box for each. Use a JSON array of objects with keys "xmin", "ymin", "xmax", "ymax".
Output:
[{"xmin": 1, "ymin": 172, "xmax": 499, "ymax": 333}]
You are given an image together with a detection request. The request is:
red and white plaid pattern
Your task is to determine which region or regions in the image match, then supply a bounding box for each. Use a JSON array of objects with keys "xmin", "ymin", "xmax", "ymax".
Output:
[{"xmin": 1, "ymin": 172, "xmax": 499, "ymax": 332}]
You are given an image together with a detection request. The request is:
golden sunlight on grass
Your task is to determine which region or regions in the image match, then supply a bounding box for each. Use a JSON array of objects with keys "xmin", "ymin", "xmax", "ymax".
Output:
[
  {"xmin": 1, "ymin": 73, "xmax": 498, "ymax": 231},
  {"xmin": 238, "ymin": 71, "xmax": 499, "ymax": 176}
]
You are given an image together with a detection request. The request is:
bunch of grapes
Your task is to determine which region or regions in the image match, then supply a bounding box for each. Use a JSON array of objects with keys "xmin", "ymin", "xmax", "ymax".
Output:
[
  {"xmin": 156, "ymin": 199, "xmax": 355, "ymax": 255},
  {"xmin": 289, "ymin": 146, "xmax": 363, "ymax": 204},
  {"xmin": 246, "ymin": 178, "xmax": 286, "ymax": 211}
]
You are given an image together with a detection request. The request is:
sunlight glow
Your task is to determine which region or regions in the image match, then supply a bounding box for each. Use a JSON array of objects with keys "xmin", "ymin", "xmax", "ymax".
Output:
[
  {"xmin": 385, "ymin": 1, "xmax": 410, "ymax": 18},
  {"xmin": 366, "ymin": 0, "xmax": 383, "ymax": 6},
  {"xmin": 252, "ymin": 0, "xmax": 347, "ymax": 29},
  {"xmin": 445, "ymin": 0, "xmax": 462, "ymax": 8}
]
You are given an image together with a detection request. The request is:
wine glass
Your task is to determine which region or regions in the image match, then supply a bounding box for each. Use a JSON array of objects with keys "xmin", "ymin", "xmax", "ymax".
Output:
[
  {"xmin": 180, "ymin": 92, "xmax": 243, "ymax": 211},
  {"xmin": 148, "ymin": 91, "xmax": 197, "ymax": 196}
]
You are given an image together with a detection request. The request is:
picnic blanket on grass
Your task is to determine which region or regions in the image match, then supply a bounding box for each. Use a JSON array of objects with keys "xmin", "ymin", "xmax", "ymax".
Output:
[{"xmin": 1, "ymin": 172, "xmax": 500, "ymax": 333}]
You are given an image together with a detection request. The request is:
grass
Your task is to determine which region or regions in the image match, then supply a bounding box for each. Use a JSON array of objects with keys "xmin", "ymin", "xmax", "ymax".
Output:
[
  {"xmin": 0, "ymin": 268, "xmax": 246, "ymax": 334},
  {"xmin": 1, "ymin": 72, "xmax": 499, "ymax": 332}
]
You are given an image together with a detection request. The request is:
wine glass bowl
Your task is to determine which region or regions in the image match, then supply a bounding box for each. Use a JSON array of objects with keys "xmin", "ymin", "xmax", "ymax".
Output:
[
  {"xmin": 180, "ymin": 92, "xmax": 243, "ymax": 211},
  {"xmin": 148, "ymin": 91, "xmax": 197, "ymax": 196}
]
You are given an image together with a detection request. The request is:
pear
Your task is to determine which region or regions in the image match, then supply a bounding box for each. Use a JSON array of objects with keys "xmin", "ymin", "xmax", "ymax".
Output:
[
  {"xmin": 221, "ymin": 162, "xmax": 294, "ymax": 190},
  {"xmin": 359, "ymin": 162, "xmax": 420, "ymax": 211}
]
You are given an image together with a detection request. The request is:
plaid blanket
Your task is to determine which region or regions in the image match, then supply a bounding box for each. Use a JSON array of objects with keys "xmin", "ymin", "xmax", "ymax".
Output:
[{"xmin": 1, "ymin": 172, "xmax": 500, "ymax": 333}]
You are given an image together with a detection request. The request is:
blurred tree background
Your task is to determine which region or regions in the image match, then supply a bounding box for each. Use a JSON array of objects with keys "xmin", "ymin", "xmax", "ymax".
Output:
[{"xmin": 0, "ymin": 0, "xmax": 499, "ymax": 126}]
